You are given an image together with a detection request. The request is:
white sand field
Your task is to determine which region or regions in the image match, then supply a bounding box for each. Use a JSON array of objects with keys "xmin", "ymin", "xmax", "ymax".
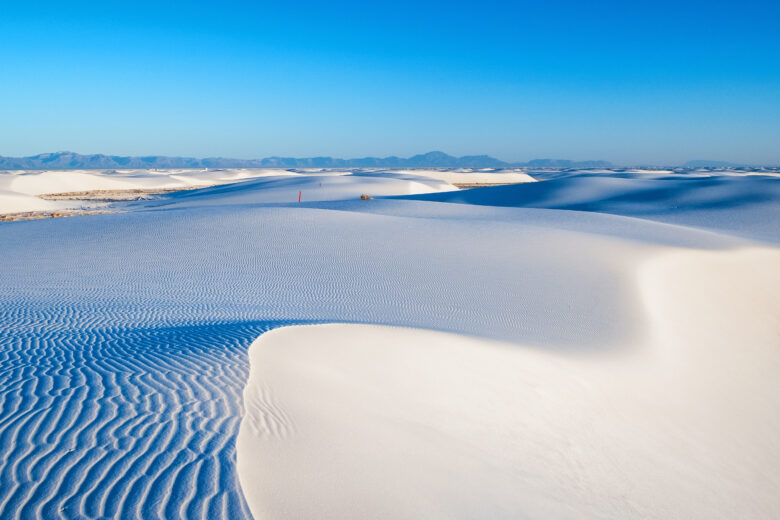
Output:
[
  {"xmin": 0, "ymin": 168, "xmax": 525, "ymax": 215},
  {"xmin": 0, "ymin": 168, "xmax": 305, "ymax": 214},
  {"xmin": 0, "ymin": 168, "xmax": 778, "ymax": 518}
]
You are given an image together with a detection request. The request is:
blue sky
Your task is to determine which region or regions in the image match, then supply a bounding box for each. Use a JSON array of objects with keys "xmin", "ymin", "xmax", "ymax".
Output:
[{"xmin": 1, "ymin": 0, "xmax": 778, "ymax": 165}]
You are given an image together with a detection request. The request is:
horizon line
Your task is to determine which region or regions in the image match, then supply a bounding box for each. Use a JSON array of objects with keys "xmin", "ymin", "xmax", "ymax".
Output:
[{"xmin": 1, "ymin": 151, "xmax": 777, "ymax": 169}]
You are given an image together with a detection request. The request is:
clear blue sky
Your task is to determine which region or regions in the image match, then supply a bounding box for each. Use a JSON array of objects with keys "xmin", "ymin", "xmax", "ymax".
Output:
[{"xmin": 1, "ymin": 0, "xmax": 778, "ymax": 165}]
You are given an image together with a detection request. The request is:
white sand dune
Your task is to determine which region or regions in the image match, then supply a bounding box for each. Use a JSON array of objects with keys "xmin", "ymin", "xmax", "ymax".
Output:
[
  {"xmin": 0, "ymin": 168, "xmax": 460, "ymax": 215},
  {"xmin": 0, "ymin": 189, "xmax": 71, "ymax": 213},
  {"xmin": 0, "ymin": 168, "xmax": 778, "ymax": 519},
  {"xmin": 378, "ymin": 168, "xmax": 535, "ymax": 185},
  {"xmin": 406, "ymin": 171, "xmax": 780, "ymax": 242},
  {"xmin": 238, "ymin": 246, "xmax": 780, "ymax": 519},
  {"xmin": 0, "ymin": 168, "xmax": 305, "ymax": 214},
  {"xmin": 150, "ymin": 172, "xmax": 455, "ymax": 209}
]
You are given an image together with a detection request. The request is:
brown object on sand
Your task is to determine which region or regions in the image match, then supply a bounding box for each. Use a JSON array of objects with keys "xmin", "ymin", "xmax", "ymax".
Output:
[
  {"xmin": 39, "ymin": 186, "xmax": 208, "ymax": 202},
  {"xmin": 0, "ymin": 210, "xmax": 113, "ymax": 222}
]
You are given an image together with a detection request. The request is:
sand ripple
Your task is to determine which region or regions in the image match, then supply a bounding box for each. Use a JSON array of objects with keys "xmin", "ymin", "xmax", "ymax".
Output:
[{"xmin": 0, "ymin": 320, "xmax": 288, "ymax": 518}]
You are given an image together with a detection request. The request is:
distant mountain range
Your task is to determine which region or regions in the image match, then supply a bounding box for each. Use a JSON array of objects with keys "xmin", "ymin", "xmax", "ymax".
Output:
[{"xmin": 0, "ymin": 151, "xmax": 614, "ymax": 170}]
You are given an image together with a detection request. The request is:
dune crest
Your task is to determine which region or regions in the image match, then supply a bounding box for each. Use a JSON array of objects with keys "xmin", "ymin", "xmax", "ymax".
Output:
[{"xmin": 238, "ymin": 246, "xmax": 780, "ymax": 519}]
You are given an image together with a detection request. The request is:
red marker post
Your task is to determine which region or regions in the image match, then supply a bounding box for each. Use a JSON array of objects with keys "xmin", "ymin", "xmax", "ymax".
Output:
[{"xmin": 298, "ymin": 191, "xmax": 301, "ymax": 203}]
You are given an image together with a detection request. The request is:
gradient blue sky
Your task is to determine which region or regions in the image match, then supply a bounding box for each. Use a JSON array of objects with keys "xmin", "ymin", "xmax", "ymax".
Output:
[{"xmin": 1, "ymin": 0, "xmax": 779, "ymax": 165}]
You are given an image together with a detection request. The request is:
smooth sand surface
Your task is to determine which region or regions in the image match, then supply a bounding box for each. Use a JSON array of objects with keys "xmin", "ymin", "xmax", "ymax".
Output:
[
  {"xmin": 237, "ymin": 246, "xmax": 780, "ymax": 519},
  {"xmin": 380, "ymin": 168, "xmax": 535, "ymax": 185},
  {"xmin": 0, "ymin": 189, "xmax": 70, "ymax": 213},
  {"xmin": 0, "ymin": 168, "xmax": 304, "ymax": 214}
]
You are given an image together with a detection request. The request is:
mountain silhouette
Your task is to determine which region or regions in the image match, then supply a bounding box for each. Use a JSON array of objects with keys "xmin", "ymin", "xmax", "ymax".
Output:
[{"xmin": 0, "ymin": 151, "xmax": 613, "ymax": 169}]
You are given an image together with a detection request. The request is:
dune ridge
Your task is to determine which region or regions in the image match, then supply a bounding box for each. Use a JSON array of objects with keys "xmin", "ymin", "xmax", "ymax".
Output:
[{"xmin": 238, "ymin": 245, "xmax": 780, "ymax": 519}]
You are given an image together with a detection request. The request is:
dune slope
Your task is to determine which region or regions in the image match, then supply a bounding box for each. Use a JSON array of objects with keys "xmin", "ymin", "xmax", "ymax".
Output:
[
  {"xmin": 404, "ymin": 172, "xmax": 780, "ymax": 242},
  {"xmin": 238, "ymin": 244, "xmax": 780, "ymax": 519}
]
